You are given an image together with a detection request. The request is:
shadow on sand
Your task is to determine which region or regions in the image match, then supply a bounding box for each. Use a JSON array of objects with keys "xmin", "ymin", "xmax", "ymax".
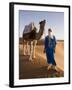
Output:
[{"xmin": 19, "ymin": 55, "xmax": 64, "ymax": 79}]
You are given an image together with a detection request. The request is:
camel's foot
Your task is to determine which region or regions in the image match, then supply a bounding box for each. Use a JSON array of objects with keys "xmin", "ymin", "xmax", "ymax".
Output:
[
  {"xmin": 23, "ymin": 53, "xmax": 27, "ymax": 55},
  {"xmin": 32, "ymin": 56, "xmax": 35, "ymax": 59},
  {"xmin": 23, "ymin": 52, "xmax": 26, "ymax": 55},
  {"xmin": 23, "ymin": 51, "xmax": 30, "ymax": 55},
  {"xmin": 30, "ymin": 60, "xmax": 34, "ymax": 64},
  {"xmin": 29, "ymin": 57, "xmax": 33, "ymax": 61},
  {"xmin": 29, "ymin": 58, "xmax": 35, "ymax": 64}
]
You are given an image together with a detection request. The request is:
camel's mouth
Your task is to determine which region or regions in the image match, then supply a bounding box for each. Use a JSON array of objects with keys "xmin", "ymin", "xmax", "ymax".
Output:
[{"xmin": 39, "ymin": 19, "xmax": 46, "ymax": 24}]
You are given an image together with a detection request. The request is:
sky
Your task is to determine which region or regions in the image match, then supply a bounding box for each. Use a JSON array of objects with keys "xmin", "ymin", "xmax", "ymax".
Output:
[{"xmin": 19, "ymin": 10, "xmax": 64, "ymax": 40}]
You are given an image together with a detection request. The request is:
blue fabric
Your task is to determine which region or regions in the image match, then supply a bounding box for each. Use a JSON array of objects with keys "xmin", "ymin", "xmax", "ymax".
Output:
[{"xmin": 44, "ymin": 35, "xmax": 57, "ymax": 65}]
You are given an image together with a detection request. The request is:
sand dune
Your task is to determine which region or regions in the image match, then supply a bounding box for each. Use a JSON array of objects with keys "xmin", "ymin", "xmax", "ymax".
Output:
[
  {"xmin": 19, "ymin": 41, "xmax": 64, "ymax": 70},
  {"xmin": 19, "ymin": 41, "xmax": 64, "ymax": 79},
  {"xmin": 55, "ymin": 42, "xmax": 64, "ymax": 70}
]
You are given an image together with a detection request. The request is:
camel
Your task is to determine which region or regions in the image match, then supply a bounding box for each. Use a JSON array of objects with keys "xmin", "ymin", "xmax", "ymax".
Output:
[{"xmin": 23, "ymin": 20, "xmax": 46, "ymax": 61}]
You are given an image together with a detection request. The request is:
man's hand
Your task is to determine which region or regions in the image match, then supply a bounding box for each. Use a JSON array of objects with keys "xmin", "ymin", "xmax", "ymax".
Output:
[{"xmin": 54, "ymin": 48, "xmax": 56, "ymax": 53}]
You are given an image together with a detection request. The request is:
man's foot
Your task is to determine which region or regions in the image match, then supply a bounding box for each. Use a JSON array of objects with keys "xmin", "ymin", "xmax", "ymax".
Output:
[
  {"xmin": 51, "ymin": 65, "xmax": 56, "ymax": 70},
  {"xmin": 55, "ymin": 66, "xmax": 59, "ymax": 72},
  {"xmin": 52, "ymin": 65, "xmax": 59, "ymax": 72},
  {"xmin": 47, "ymin": 64, "xmax": 52, "ymax": 70}
]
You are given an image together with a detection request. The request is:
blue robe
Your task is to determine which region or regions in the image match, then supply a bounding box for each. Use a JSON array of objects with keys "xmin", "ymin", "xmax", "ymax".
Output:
[{"xmin": 44, "ymin": 35, "xmax": 57, "ymax": 65}]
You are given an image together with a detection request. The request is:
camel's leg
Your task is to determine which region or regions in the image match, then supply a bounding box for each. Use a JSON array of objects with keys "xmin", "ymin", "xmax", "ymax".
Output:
[
  {"xmin": 27, "ymin": 41, "xmax": 30, "ymax": 55},
  {"xmin": 28, "ymin": 41, "xmax": 30, "ymax": 56},
  {"xmin": 29, "ymin": 41, "xmax": 33, "ymax": 61},
  {"xmin": 32, "ymin": 40, "xmax": 37, "ymax": 59},
  {"xmin": 23, "ymin": 40, "xmax": 25, "ymax": 55},
  {"xmin": 25, "ymin": 41, "xmax": 29, "ymax": 55},
  {"xmin": 25, "ymin": 41, "xmax": 27, "ymax": 55}
]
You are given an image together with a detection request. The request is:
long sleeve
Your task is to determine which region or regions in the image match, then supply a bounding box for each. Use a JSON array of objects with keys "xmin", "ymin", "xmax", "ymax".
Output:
[
  {"xmin": 53, "ymin": 36, "xmax": 57, "ymax": 48},
  {"xmin": 53, "ymin": 36, "xmax": 57, "ymax": 53}
]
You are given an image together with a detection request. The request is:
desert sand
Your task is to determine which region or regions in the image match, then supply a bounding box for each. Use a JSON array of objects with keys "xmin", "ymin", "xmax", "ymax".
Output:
[{"xmin": 19, "ymin": 40, "xmax": 64, "ymax": 79}]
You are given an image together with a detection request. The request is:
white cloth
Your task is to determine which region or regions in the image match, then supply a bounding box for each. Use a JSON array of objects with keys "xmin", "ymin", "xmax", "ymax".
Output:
[{"xmin": 49, "ymin": 32, "xmax": 54, "ymax": 39}]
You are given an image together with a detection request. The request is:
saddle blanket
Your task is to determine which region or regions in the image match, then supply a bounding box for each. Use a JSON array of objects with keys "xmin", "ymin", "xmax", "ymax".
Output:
[{"xmin": 23, "ymin": 22, "xmax": 35, "ymax": 34}]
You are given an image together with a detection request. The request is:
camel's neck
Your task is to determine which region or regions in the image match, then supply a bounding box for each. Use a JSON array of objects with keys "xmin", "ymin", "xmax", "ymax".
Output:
[{"xmin": 36, "ymin": 26, "xmax": 44, "ymax": 40}]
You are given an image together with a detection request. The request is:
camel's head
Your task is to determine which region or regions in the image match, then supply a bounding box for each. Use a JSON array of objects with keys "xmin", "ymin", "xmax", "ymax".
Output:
[{"xmin": 39, "ymin": 19, "xmax": 46, "ymax": 30}]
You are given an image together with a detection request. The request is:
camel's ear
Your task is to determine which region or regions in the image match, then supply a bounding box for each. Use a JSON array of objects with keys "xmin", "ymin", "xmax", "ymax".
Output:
[
  {"xmin": 44, "ymin": 20, "xmax": 46, "ymax": 23},
  {"xmin": 39, "ymin": 21, "xmax": 41, "ymax": 24}
]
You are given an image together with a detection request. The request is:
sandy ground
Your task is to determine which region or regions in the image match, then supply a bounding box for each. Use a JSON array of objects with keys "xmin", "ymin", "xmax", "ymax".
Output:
[{"xmin": 19, "ymin": 41, "xmax": 64, "ymax": 79}]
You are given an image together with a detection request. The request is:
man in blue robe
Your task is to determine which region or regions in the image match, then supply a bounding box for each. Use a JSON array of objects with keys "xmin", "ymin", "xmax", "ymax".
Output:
[{"xmin": 44, "ymin": 28, "xmax": 57, "ymax": 70}]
